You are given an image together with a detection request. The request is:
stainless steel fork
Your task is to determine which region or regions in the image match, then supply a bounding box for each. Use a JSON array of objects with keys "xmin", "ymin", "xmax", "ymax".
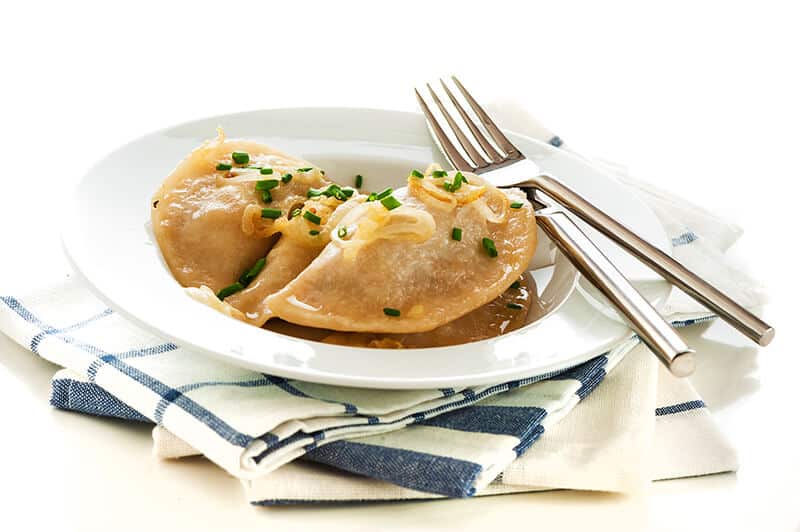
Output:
[{"xmin": 416, "ymin": 77, "xmax": 774, "ymax": 376}]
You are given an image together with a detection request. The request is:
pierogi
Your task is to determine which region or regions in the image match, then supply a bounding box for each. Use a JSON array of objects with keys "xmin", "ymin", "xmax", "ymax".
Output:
[{"xmin": 152, "ymin": 134, "xmax": 539, "ymax": 346}]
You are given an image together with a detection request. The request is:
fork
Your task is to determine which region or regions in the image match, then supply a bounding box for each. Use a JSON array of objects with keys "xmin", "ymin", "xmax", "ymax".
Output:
[{"xmin": 416, "ymin": 76, "xmax": 774, "ymax": 376}]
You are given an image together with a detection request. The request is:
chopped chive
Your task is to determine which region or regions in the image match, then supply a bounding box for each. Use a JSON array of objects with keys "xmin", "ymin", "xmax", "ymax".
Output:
[
  {"xmin": 355, "ymin": 174, "xmax": 363, "ymax": 188},
  {"xmin": 380, "ymin": 195, "xmax": 402, "ymax": 211},
  {"xmin": 482, "ymin": 237, "xmax": 498, "ymax": 258},
  {"xmin": 337, "ymin": 226, "xmax": 347, "ymax": 238},
  {"xmin": 506, "ymin": 303, "xmax": 524, "ymax": 310},
  {"xmin": 260, "ymin": 168, "xmax": 274, "ymax": 175},
  {"xmin": 261, "ymin": 208, "xmax": 282, "ymax": 219},
  {"xmin": 297, "ymin": 167, "xmax": 313, "ymax": 172},
  {"xmin": 451, "ymin": 227, "xmax": 462, "ymax": 241},
  {"xmin": 510, "ymin": 280, "xmax": 521, "ymax": 289},
  {"xmin": 238, "ymin": 257, "xmax": 266, "ymax": 285},
  {"xmin": 309, "ymin": 229, "xmax": 320, "ymax": 236},
  {"xmin": 330, "ymin": 186, "xmax": 348, "ymax": 201},
  {"xmin": 445, "ymin": 171, "xmax": 466, "ymax": 193},
  {"xmin": 307, "ymin": 183, "xmax": 351, "ymax": 201},
  {"xmin": 510, "ymin": 202, "xmax": 524, "ymax": 209},
  {"xmin": 383, "ymin": 307, "xmax": 401, "ymax": 317},
  {"xmin": 375, "ymin": 187, "xmax": 393, "ymax": 200},
  {"xmin": 410, "ymin": 169, "xmax": 424, "ymax": 179},
  {"xmin": 281, "ymin": 173, "xmax": 293, "ymax": 183},
  {"xmin": 216, "ymin": 282, "xmax": 244, "ymax": 300},
  {"xmin": 303, "ymin": 211, "xmax": 322, "ymax": 225},
  {"xmin": 232, "ymin": 152, "xmax": 249, "ymax": 165},
  {"xmin": 255, "ymin": 179, "xmax": 279, "ymax": 191},
  {"xmin": 432, "ymin": 170, "xmax": 447, "ymax": 178},
  {"xmin": 261, "ymin": 190, "xmax": 272, "ymax": 203},
  {"xmin": 216, "ymin": 163, "xmax": 232, "ymax": 171},
  {"xmin": 290, "ymin": 208, "xmax": 302, "ymax": 219},
  {"xmin": 366, "ymin": 192, "xmax": 377, "ymax": 202}
]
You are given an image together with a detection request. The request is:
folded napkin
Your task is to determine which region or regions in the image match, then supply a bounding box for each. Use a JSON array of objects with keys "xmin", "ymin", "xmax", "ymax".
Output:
[
  {"xmin": 0, "ymin": 101, "xmax": 760, "ymax": 503},
  {"xmin": 0, "ymin": 284, "xmax": 624, "ymax": 498}
]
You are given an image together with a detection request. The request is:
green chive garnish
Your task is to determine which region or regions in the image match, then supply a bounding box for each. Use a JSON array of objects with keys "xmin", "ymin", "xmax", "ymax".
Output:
[
  {"xmin": 337, "ymin": 226, "xmax": 347, "ymax": 238},
  {"xmin": 376, "ymin": 187, "xmax": 393, "ymax": 200},
  {"xmin": 261, "ymin": 208, "xmax": 282, "ymax": 219},
  {"xmin": 355, "ymin": 174, "xmax": 363, "ymax": 188},
  {"xmin": 297, "ymin": 167, "xmax": 313, "ymax": 172},
  {"xmin": 510, "ymin": 202, "xmax": 524, "ymax": 209},
  {"xmin": 380, "ymin": 195, "xmax": 402, "ymax": 210},
  {"xmin": 383, "ymin": 307, "xmax": 401, "ymax": 317},
  {"xmin": 216, "ymin": 282, "xmax": 244, "ymax": 300},
  {"xmin": 507, "ymin": 303, "xmax": 524, "ymax": 310},
  {"xmin": 255, "ymin": 179, "xmax": 279, "ymax": 191},
  {"xmin": 290, "ymin": 208, "xmax": 302, "ymax": 219},
  {"xmin": 410, "ymin": 169, "xmax": 424, "ymax": 179},
  {"xmin": 444, "ymin": 171, "xmax": 466, "ymax": 193},
  {"xmin": 281, "ymin": 173, "xmax": 293, "ymax": 184},
  {"xmin": 510, "ymin": 280, "xmax": 521, "ymax": 289},
  {"xmin": 307, "ymin": 184, "xmax": 350, "ymax": 201},
  {"xmin": 232, "ymin": 152, "xmax": 249, "ymax": 165},
  {"xmin": 261, "ymin": 190, "xmax": 272, "ymax": 203},
  {"xmin": 303, "ymin": 211, "xmax": 322, "ymax": 225},
  {"xmin": 482, "ymin": 237, "xmax": 498, "ymax": 258},
  {"xmin": 309, "ymin": 230, "xmax": 320, "ymax": 236},
  {"xmin": 451, "ymin": 227, "xmax": 462, "ymax": 241},
  {"xmin": 260, "ymin": 168, "xmax": 274, "ymax": 175},
  {"xmin": 432, "ymin": 170, "xmax": 447, "ymax": 178},
  {"xmin": 366, "ymin": 192, "xmax": 377, "ymax": 202},
  {"xmin": 239, "ymin": 258, "xmax": 266, "ymax": 286},
  {"xmin": 216, "ymin": 163, "xmax": 232, "ymax": 171}
]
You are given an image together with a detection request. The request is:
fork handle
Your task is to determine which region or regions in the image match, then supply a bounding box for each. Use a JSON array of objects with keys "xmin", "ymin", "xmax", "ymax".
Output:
[
  {"xmin": 528, "ymin": 174, "xmax": 774, "ymax": 347},
  {"xmin": 537, "ymin": 210, "xmax": 696, "ymax": 377}
]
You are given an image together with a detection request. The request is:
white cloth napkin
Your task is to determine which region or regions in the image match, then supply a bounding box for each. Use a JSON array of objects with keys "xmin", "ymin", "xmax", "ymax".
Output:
[{"xmin": 0, "ymin": 100, "xmax": 759, "ymax": 504}]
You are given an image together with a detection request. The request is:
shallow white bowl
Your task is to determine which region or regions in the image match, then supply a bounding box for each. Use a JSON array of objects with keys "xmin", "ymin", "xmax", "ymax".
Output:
[{"xmin": 63, "ymin": 108, "xmax": 671, "ymax": 389}]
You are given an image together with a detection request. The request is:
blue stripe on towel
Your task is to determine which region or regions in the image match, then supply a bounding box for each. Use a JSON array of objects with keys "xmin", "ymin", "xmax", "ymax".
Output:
[
  {"xmin": 305, "ymin": 440, "xmax": 483, "ymax": 498},
  {"xmin": 671, "ymin": 231, "xmax": 698, "ymax": 247},
  {"xmin": 153, "ymin": 377, "xmax": 275, "ymax": 423},
  {"xmin": 512, "ymin": 424, "xmax": 545, "ymax": 456},
  {"xmin": 419, "ymin": 405, "xmax": 546, "ymax": 439},
  {"xmin": 51, "ymin": 377, "xmax": 149, "ymax": 422},
  {"xmin": 655, "ymin": 400, "xmax": 706, "ymax": 416},
  {"xmin": 31, "ymin": 308, "xmax": 114, "ymax": 353},
  {"xmin": 552, "ymin": 355, "xmax": 608, "ymax": 399}
]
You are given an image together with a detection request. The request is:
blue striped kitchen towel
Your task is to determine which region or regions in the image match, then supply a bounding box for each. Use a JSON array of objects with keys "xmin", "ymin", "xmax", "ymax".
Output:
[
  {"xmin": 49, "ymin": 339, "xmax": 738, "ymax": 504},
  {"xmin": 0, "ymin": 287, "xmax": 629, "ymax": 497}
]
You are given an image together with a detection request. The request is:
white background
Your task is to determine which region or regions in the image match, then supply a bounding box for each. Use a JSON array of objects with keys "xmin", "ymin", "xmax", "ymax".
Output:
[{"xmin": 1, "ymin": 1, "xmax": 798, "ymax": 530}]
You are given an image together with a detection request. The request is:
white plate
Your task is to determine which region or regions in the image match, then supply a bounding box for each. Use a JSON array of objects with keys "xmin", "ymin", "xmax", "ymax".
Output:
[{"xmin": 63, "ymin": 108, "xmax": 671, "ymax": 389}]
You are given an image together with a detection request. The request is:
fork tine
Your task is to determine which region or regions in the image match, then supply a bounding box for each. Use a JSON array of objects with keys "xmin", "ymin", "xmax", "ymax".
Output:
[
  {"xmin": 426, "ymin": 83, "xmax": 490, "ymax": 169},
  {"xmin": 451, "ymin": 76, "xmax": 521, "ymax": 156},
  {"xmin": 414, "ymin": 88, "xmax": 474, "ymax": 171},
  {"xmin": 439, "ymin": 79, "xmax": 505, "ymax": 164}
]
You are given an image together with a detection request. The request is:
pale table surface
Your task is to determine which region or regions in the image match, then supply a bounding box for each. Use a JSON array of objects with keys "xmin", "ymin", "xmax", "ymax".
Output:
[{"xmin": 1, "ymin": 2, "xmax": 799, "ymax": 530}]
